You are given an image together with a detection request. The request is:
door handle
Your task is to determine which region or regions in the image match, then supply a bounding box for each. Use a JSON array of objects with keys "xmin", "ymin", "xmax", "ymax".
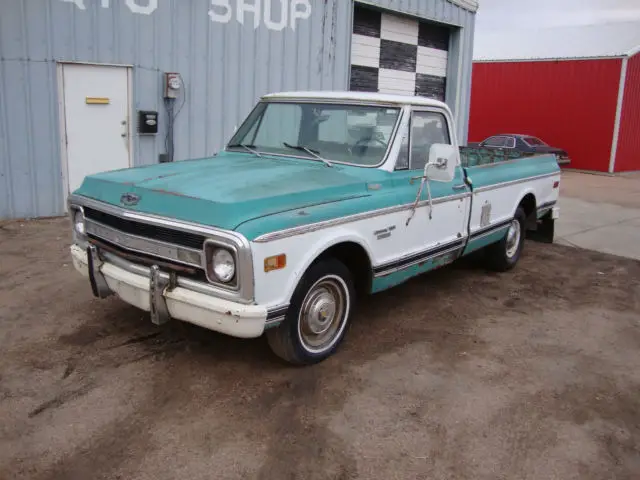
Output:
[{"xmin": 452, "ymin": 184, "xmax": 467, "ymax": 191}]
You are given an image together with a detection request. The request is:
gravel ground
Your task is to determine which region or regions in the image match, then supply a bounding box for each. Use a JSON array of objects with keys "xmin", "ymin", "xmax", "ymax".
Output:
[{"xmin": 1, "ymin": 217, "xmax": 640, "ymax": 480}]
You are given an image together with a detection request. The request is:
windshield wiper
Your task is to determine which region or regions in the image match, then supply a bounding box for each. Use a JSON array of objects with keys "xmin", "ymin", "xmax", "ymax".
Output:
[
  {"xmin": 227, "ymin": 143, "xmax": 262, "ymax": 158},
  {"xmin": 283, "ymin": 142, "xmax": 332, "ymax": 167}
]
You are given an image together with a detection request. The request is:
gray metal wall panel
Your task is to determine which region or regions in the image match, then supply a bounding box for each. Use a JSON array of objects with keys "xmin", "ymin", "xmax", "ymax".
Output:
[{"xmin": 0, "ymin": 0, "xmax": 473, "ymax": 219}]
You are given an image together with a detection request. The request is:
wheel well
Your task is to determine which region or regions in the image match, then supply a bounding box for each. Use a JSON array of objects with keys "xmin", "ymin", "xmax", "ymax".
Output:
[
  {"xmin": 316, "ymin": 242, "xmax": 373, "ymax": 296},
  {"xmin": 519, "ymin": 193, "xmax": 537, "ymax": 228}
]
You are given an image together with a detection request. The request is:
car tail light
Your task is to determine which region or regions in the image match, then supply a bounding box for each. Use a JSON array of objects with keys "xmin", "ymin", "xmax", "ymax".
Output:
[{"xmin": 553, "ymin": 181, "xmax": 560, "ymax": 189}]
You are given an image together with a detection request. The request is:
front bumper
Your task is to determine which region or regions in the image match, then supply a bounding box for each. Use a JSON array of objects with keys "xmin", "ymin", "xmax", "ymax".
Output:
[{"xmin": 71, "ymin": 244, "xmax": 267, "ymax": 338}]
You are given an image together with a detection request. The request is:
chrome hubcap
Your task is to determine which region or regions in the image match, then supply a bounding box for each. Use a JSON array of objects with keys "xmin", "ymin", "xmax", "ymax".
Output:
[
  {"xmin": 298, "ymin": 276, "xmax": 348, "ymax": 353},
  {"xmin": 505, "ymin": 219, "xmax": 521, "ymax": 259}
]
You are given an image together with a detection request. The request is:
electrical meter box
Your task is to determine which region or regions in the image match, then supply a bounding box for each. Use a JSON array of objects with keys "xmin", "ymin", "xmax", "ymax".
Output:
[{"xmin": 138, "ymin": 110, "xmax": 158, "ymax": 135}]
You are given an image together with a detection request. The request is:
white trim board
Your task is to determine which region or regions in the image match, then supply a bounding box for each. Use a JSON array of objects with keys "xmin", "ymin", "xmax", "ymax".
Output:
[{"xmin": 609, "ymin": 57, "xmax": 629, "ymax": 173}]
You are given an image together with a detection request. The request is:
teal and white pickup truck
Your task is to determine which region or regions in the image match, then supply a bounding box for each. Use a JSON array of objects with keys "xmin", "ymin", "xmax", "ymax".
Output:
[{"xmin": 68, "ymin": 91, "xmax": 560, "ymax": 365}]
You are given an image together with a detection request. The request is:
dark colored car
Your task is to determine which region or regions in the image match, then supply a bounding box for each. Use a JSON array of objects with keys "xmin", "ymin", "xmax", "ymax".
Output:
[{"xmin": 468, "ymin": 134, "xmax": 571, "ymax": 166}]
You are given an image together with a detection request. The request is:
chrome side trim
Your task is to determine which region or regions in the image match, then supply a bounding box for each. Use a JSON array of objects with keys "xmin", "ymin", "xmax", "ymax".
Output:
[
  {"xmin": 469, "ymin": 223, "xmax": 510, "ymax": 242},
  {"xmin": 85, "ymin": 218, "xmax": 204, "ymax": 269},
  {"xmin": 253, "ymin": 192, "xmax": 471, "ymax": 243},
  {"xmin": 472, "ymin": 172, "xmax": 559, "ymax": 193},
  {"xmin": 69, "ymin": 195, "xmax": 254, "ymax": 302},
  {"xmin": 373, "ymin": 244, "xmax": 463, "ymax": 278}
]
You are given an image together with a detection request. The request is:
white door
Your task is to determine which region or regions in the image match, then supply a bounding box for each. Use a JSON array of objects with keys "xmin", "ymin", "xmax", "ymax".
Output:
[{"xmin": 61, "ymin": 63, "xmax": 131, "ymax": 195}]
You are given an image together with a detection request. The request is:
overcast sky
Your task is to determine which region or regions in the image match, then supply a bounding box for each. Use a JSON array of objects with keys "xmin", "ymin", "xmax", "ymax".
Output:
[{"xmin": 476, "ymin": 0, "xmax": 640, "ymax": 31}]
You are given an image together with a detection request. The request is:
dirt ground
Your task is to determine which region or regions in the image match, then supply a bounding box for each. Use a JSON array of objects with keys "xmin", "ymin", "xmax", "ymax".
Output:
[{"xmin": 1, "ymin": 218, "xmax": 640, "ymax": 480}]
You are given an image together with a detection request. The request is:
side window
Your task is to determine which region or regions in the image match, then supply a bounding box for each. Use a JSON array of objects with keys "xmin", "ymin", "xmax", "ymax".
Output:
[
  {"xmin": 483, "ymin": 136, "xmax": 506, "ymax": 147},
  {"xmin": 504, "ymin": 136, "xmax": 516, "ymax": 148},
  {"xmin": 409, "ymin": 111, "xmax": 450, "ymax": 171}
]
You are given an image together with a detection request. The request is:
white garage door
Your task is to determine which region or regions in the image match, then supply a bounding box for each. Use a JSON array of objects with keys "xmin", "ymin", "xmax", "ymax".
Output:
[{"xmin": 349, "ymin": 4, "xmax": 450, "ymax": 101}]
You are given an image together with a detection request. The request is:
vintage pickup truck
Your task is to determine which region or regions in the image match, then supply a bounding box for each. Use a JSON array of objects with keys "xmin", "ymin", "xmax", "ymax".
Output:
[{"xmin": 68, "ymin": 91, "xmax": 561, "ymax": 365}]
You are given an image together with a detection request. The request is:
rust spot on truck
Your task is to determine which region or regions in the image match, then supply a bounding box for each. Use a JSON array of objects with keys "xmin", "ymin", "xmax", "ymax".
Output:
[{"xmin": 150, "ymin": 188, "xmax": 200, "ymax": 200}]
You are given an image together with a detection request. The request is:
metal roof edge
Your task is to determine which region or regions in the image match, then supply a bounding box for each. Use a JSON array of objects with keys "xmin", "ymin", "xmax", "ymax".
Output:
[
  {"xmin": 627, "ymin": 44, "xmax": 640, "ymax": 57},
  {"xmin": 473, "ymin": 55, "xmax": 626, "ymax": 63},
  {"xmin": 449, "ymin": 0, "xmax": 479, "ymax": 12}
]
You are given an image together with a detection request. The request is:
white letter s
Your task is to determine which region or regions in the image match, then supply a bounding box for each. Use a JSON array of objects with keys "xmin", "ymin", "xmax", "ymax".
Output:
[
  {"xmin": 209, "ymin": 0, "xmax": 232, "ymax": 23},
  {"xmin": 125, "ymin": 0, "xmax": 158, "ymax": 15}
]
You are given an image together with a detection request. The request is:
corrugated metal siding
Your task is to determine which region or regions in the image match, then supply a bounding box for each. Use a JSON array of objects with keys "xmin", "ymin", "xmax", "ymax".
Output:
[
  {"xmin": 615, "ymin": 53, "xmax": 640, "ymax": 172},
  {"xmin": 468, "ymin": 59, "xmax": 622, "ymax": 172},
  {"xmin": 0, "ymin": 0, "xmax": 474, "ymax": 219}
]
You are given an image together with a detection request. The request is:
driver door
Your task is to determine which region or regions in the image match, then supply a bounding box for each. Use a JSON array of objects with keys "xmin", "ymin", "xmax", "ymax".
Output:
[{"xmin": 374, "ymin": 108, "xmax": 470, "ymax": 287}]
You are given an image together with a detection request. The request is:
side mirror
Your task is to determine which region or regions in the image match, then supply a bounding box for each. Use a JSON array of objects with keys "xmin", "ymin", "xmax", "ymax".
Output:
[{"xmin": 425, "ymin": 143, "xmax": 457, "ymax": 182}]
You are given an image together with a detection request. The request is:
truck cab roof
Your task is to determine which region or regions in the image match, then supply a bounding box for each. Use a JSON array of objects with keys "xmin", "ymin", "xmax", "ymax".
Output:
[{"xmin": 262, "ymin": 91, "xmax": 451, "ymax": 111}]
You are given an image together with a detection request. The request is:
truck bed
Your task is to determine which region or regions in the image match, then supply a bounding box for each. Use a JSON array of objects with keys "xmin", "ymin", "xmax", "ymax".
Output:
[{"xmin": 459, "ymin": 146, "xmax": 542, "ymax": 168}]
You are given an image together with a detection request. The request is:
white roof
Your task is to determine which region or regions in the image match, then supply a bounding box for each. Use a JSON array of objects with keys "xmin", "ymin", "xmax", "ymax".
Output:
[
  {"xmin": 262, "ymin": 91, "xmax": 450, "ymax": 109},
  {"xmin": 474, "ymin": 22, "xmax": 640, "ymax": 61}
]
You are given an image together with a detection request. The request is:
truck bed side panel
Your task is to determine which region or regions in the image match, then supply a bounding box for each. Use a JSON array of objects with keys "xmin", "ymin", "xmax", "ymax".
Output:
[{"xmin": 462, "ymin": 154, "xmax": 560, "ymax": 255}]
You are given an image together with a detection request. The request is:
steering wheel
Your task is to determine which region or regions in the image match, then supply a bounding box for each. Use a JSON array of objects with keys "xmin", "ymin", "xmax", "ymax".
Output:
[
  {"xmin": 355, "ymin": 136, "xmax": 387, "ymax": 148},
  {"xmin": 349, "ymin": 136, "xmax": 387, "ymax": 157}
]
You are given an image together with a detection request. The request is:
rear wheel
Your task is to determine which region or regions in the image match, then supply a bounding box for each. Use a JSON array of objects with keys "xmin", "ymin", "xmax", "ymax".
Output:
[
  {"xmin": 485, "ymin": 207, "xmax": 526, "ymax": 271},
  {"xmin": 266, "ymin": 258, "xmax": 355, "ymax": 365}
]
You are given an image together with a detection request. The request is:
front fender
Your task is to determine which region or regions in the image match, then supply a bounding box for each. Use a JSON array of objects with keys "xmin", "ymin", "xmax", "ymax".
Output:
[{"xmin": 250, "ymin": 226, "xmax": 375, "ymax": 307}]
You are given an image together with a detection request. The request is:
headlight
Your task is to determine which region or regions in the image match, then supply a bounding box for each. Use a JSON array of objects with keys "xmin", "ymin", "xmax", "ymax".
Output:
[
  {"xmin": 73, "ymin": 210, "xmax": 86, "ymax": 235},
  {"xmin": 211, "ymin": 248, "xmax": 235, "ymax": 283}
]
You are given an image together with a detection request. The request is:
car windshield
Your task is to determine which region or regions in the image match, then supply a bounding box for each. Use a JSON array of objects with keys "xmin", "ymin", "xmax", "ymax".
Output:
[
  {"xmin": 227, "ymin": 102, "xmax": 401, "ymax": 166},
  {"xmin": 522, "ymin": 136, "xmax": 547, "ymax": 147}
]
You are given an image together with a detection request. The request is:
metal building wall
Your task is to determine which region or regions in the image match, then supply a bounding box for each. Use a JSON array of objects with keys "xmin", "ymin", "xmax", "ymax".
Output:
[
  {"xmin": 615, "ymin": 52, "xmax": 640, "ymax": 172},
  {"xmin": 0, "ymin": 0, "xmax": 475, "ymax": 219},
  {"xmin": 469, "ymin": 59, "xmax": 622, "ymax": 172}
]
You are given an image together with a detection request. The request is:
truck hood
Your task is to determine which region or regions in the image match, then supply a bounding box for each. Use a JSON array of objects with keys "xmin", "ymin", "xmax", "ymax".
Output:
[{"xmin": 73, "ymin": 152, "xmax": 382, "ymax": 231}]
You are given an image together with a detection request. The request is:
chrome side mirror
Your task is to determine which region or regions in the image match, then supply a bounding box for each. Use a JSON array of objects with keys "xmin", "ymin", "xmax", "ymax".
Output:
[{"xmin": 424, "ymin": 144, "xmax": 457, "ymax": 183}]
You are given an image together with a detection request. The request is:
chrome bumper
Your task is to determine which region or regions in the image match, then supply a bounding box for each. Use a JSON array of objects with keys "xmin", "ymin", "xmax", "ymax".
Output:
[{"xmin": 71, "ymin": 244, "xmax": 269, "ymax": 338}]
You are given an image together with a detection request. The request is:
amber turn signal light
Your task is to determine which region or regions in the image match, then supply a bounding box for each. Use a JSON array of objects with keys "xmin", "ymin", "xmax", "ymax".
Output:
[{"xmin": 264, "ymin": 254, "xmax": 286, "ymax": 272}]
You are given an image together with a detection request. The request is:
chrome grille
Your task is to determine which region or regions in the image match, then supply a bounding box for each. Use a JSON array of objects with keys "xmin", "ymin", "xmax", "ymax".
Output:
[{"xmin": 84, "ymin": 207, "xmax": 205, "ymax": 250}]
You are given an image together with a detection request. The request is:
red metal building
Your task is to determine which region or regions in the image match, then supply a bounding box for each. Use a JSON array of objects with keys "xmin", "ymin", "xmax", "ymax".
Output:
[{"xmin": 469, "ymin": 24, "xmax": 640, "ymax": 173}]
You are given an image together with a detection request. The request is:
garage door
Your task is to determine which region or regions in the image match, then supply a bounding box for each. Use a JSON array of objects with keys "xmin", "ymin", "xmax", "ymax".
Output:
[{"xmin": 349, "ymin": 5, "xmax": 450, "ymax": 101}]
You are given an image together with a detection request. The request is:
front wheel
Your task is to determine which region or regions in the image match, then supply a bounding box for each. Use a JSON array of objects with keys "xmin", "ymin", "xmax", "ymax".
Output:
[
  {"xmin": 266, "ymin": 258, "xmax": 355, "ymax": 365},
  {"xmin": 485, "ymin": 207, "xmax": 526, "ymax": 271}
]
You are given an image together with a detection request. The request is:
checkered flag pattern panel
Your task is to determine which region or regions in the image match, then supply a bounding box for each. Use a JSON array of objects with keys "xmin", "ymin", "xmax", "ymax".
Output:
[{"xmin": 349, "ymin": 5, "xmax": 450, "ymax": 101}]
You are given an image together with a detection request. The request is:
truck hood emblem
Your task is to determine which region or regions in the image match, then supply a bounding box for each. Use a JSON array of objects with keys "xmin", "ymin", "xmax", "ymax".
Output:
[{"xmin": 120, "ymin": 193, "xmax": 140, "ymax": 206}]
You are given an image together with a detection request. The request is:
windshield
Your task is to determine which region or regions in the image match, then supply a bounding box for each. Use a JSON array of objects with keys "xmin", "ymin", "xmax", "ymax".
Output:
[
  {"xmin": 227, "ymin": 102, "xmax": 401, "ymax": 166},
  {"xmin": 522, "ymin": 136, "xmax": 547, "ymax": 147}
]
